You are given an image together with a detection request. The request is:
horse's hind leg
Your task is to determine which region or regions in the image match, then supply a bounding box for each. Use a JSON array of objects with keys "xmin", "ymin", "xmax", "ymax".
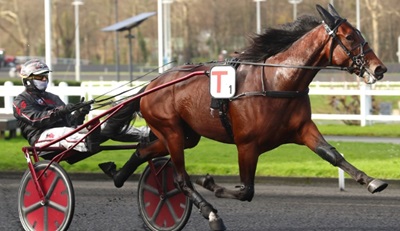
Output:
[
  {"xmin": 166, "ymin": 132, "xmax": 226, "ymax": 230},
  {"xmin": 196, "ymin": 174, "xmax": 255, "ymax": 201},
  {"xmin": 196, "ymin": 144, "xmax": 257, "ymax": 202},
  {"xmin": 176, "ymin": 175, "xmax": 226, "ymax": 231},
  {"xmin": 99, "ymin": 140, "xmax": 168, "ymax": 188}
]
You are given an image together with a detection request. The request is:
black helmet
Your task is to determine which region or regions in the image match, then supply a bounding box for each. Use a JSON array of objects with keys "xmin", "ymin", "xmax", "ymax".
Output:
[{"xmin": 20, "ymin": 59, "xmax": 52, "ymax": 92}]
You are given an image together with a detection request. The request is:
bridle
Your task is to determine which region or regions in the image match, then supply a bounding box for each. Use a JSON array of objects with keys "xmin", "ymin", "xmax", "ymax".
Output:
[{"xmin": 323, "ymin": 18, "xmax": 372, "ymax": 78}]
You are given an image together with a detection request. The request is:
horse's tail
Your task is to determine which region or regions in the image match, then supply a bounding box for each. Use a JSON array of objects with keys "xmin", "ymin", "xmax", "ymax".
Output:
[{"xmin": 101, "ymin": 85, "xmax": 147, "ymax": 138}]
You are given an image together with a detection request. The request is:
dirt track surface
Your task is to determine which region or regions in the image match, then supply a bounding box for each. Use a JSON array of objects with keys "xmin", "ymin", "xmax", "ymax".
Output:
[{"xmin": 2, "ymin": 175, "xmax": 400, "ymax": 231}]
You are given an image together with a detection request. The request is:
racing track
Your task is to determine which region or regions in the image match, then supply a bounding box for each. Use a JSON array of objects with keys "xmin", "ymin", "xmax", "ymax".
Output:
[{"xmin": 1, "ymin": 175, "xmax": 400, "ymax": 231}]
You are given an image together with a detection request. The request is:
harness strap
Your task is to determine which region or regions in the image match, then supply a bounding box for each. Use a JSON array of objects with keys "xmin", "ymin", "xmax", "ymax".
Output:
[
  {"xmin": 230, "ymin": 88, "xmax": 309, "ymax": 100},
  {"xmin": 217, "ymin": 99, "xmax": 234, "ymax": 140},
  {"xmin": 232, "ymin": 63, "xmax": 309, "ymax": 101}
]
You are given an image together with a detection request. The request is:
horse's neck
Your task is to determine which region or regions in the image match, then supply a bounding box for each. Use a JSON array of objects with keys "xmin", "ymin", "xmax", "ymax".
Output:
[
  {"xmin": 267, "ymin": 25, "xmax": 330, "ymax": 91},
  {"xmin": 299, "ymin": 25, "xmax": 331, "ymax": 67}
]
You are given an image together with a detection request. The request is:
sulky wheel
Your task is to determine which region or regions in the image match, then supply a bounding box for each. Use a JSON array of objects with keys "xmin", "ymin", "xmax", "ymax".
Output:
[
  {"xmin": 137, "ymin": 157, "xmax": 192, "ymax": 231},
  {"xmin": 18, "ymin": 160, "xmax": 75, "ymax": 231}
]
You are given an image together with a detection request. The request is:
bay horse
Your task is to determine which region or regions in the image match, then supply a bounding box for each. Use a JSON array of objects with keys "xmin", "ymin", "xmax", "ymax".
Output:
[{"xmin": 101, "ymin": 4, "xmax": 387, "ymax": 230}]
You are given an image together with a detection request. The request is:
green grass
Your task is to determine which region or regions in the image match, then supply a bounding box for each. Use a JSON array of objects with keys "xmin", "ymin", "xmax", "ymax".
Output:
[
  {"xmin": 2, "ymin": 123, "xmax": 400, "ymax": 179},
  {"xmin": 318, "ymin": 123, "xmax": 400, "ymax": 137}
]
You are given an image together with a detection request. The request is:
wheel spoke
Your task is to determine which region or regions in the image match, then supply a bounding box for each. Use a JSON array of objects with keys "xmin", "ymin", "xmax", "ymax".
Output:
[
  {"xmin": 21, "ymin": 201, "xmax": 43, "ymax": 214},
  {"xmin": 48, "ymin": 200, "xmax": 69, "ymax": 213},
  {"xmin": 44, "ymin": 203, "xmax": 49, "ymax": 231},
  {"xmin": 142, "ymin": 183, "xmax": 160, "ymax": 195},
  {"xmin": 45, "ymin": 173, "xmax": 61, "ymax": 198},
  {"xmin": 161, "ymin": 167, "xmax": 169, "ymax": 193},
  {"xmin": 164, "ymin": 199, "xmax": 179, "ymax": 223},
  {"xmin": 164, "ymin": 188, "xmax": 181, "ymax": 198},
  {"xmin": 149, "ymin": 199, "xmax": 165, "ymax": 223}
]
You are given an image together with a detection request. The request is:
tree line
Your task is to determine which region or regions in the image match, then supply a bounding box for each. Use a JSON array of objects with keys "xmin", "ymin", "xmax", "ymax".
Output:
[{"xmin": 0, "ymin": 0, "xmax": 399, "ymax": 66}]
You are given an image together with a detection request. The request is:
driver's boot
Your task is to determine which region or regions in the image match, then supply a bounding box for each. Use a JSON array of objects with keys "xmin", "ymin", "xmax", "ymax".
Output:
[{"xmin": 99, "ymin": 150, "xmax": 146, "ymax": 188}]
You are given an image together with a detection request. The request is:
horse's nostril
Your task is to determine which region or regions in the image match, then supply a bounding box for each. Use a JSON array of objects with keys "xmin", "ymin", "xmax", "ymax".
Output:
[{"xmin": 374, "ymin": 65, "xmax": 387, "ymax": 77}]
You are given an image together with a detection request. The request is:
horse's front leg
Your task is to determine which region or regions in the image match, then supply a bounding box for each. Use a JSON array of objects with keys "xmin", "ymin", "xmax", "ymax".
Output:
[
  {"xmin": 301, "ymin": 122, "xmax": 388, "ymax": 193},
  {"xmin": 196, "ymin": 143, "xmax": 257, "ymax": 202}
]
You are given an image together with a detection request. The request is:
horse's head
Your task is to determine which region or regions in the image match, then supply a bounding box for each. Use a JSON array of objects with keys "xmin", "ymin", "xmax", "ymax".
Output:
[{"xmin": 316, "ymin": 4, "xmax": 387, "ymax": 84}]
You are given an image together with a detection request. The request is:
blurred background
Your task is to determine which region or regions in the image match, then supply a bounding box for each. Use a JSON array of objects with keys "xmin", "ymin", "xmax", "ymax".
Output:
[{"xmin": 0, "ymin": 0, "xmax": 399, "ymax": 69}]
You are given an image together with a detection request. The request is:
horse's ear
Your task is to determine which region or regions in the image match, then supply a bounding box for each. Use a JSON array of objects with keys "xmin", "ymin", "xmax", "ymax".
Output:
[
  {"xmin": 328, "ymin": 3, "xmax": 341, "ymax": 18},
  {"xmin": 316, "ymin": 4, "xmax": 335, "ymax": 29}
]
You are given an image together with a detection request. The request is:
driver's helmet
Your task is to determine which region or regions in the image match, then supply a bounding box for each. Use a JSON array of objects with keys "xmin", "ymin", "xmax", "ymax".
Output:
[
  {"xmin": 20, "ymin": 59, "xmax": 51, "ymax": 78},
  {"xmin": 20, "ymin": 59, "xmax": 52, "ymax": 92}
]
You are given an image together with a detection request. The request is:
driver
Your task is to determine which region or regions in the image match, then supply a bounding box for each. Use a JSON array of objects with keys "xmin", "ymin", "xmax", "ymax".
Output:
[
  {"xmin": 13, "ymin": 59, "xmax": 92, "ymax": 152},
  {"xmin": 13, "ymin": 59, "xmax": 152, "ymax": 187}
]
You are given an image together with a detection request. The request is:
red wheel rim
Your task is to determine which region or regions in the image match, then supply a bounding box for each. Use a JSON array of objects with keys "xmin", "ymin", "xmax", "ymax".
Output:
[
  {"xmin": 142, "ymin": 165, "xmax": 188, "ymax": 228},
  {"xmin": 21, "ymin": 168, "xmax": 71, "ymax": 230}
]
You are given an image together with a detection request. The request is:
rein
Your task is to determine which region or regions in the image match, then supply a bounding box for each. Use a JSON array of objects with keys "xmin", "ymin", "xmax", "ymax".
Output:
[
  {"xmin": 227, "ymin": 60, "xmax": 350, "ymax": 72},
  {"xmin": 91, "ymin": 62, "xmax": 175, "ymax": 110},
  {"xmin": 227, "ymin": 59, "xmax": 344, "ymax": 100}
]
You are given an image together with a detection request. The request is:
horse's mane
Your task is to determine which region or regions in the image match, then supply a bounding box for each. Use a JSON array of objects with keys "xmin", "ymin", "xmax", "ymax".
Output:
[{"xmin": 238, "ymin": 15, "xmax": 321, "ymax": 62}]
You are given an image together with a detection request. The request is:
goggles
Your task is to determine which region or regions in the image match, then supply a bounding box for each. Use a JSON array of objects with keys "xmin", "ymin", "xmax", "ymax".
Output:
[{"xmin": 30, "ymin": 75, "xmax": 49, "ymax": 81}]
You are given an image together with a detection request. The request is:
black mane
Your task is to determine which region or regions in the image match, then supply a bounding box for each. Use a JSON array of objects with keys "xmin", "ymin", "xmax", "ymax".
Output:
[{"xmin": 238, "ymin": 15, "xmax": 321, "ymax": 62}]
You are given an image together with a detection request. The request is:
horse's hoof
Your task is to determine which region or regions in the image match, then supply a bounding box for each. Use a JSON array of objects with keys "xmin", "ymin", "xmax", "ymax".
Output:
[
  {"xmin": 367, "ymin": 179, "xmax": 388, "ymax": 193},
  {"xmin": 196, "ymin": 174, "xmax": 215, "ymax": 191},
  {"xmin": 195, "ymin": 176, "xmax": 206, "ymax": 186},
  {"xmin": 209, "ymin": 217, "xmax": 226, "ymax": 231}
]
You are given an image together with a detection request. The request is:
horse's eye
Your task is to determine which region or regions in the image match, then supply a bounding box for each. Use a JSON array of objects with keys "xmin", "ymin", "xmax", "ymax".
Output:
[{"xmin": 346, "ymin": 35, "xmax": 354, "ymax": 42}]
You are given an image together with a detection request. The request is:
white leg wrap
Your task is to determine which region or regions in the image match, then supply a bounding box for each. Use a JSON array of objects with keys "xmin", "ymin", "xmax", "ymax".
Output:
[{"xmin": 209, "ymin": 211, "xmax": 218, "ymax": 222}]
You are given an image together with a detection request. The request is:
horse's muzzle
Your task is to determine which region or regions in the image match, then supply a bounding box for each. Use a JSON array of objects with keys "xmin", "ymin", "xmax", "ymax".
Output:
[
  {"xmin": 373, "ymin": 65, "xmax": 387, "ymax": 81},
  {"xmin": 361, "ymin": 64, "xmax": 387, "ymax": 84}
]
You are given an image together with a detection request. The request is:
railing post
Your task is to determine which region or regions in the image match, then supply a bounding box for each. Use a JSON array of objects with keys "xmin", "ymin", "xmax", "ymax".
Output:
[
  {"xmin": 338, "ymin": 153, "xmax": 345, "ymax": 191},
  {"xmin": 4, "ymin": 81, "xmax": 14, "ymax": 113},
  {"xmin": 359, "ymin": 84, "xmax": 371, "ymax": 127},
  {"xmin": 58, "ymin": 82, "xmax": 69, "ymax": 104}
]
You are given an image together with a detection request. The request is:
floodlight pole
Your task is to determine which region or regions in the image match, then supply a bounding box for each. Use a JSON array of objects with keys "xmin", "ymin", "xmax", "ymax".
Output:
[
  {"xmin": 44, "ymin": 0, "xmax": 52, "ymax": 85},
  {"xmin": 114, "ymin": 0, "xmax": 120, "ymax": 81},
  {"xmin": 397, "ymin": 36, "xmax": 400, "ymax": 63},
  {"xmin": 157, "ymin": 0, "xmax": 164, "ymax": 73},
  {"xmin": 126, "ymin": 29, "xmax": 134, "ymax": 85},
  {"xmin": 72, "ymin": 0, "xmax": 83, "ymax": 82},
  {"xmin": 163, "ymin": 0, "xmax": 173, "ymax": 70},
  {"xmin": 254, "ymin": 0, "xmax": 266, "ymax": 34},
  {"xmin": 288, "ymin": 0, "xmax": 302, "ymax": 21}
]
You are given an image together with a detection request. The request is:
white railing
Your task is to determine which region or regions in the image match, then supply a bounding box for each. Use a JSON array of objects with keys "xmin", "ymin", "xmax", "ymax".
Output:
[
  {"xmin": 0, "ymin": 81, "xmax": 146, "ymax": 120},
  {"xmin": 1, "ymin": 81, "xmax": 400, "ymax": 125},
  {"xmin": 311, "ymin": 81, "xmax": 400, "ymax": 90},
  {"xmin": 310, "ymin": 87, "xmax": 400, "ymax": 122},
  {"xmin": 309, "ymin": 81, "xmax": 400, "ymax": 125}
]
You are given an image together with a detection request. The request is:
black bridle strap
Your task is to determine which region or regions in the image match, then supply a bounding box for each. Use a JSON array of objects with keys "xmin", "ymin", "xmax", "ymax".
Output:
[
  {"xmin": 325, "ymin": 19, "xmax": 348, "ymax": 65},
  {"xmin": 323, "ymin": 19, "xmax": 372, "ymax": 77}
]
